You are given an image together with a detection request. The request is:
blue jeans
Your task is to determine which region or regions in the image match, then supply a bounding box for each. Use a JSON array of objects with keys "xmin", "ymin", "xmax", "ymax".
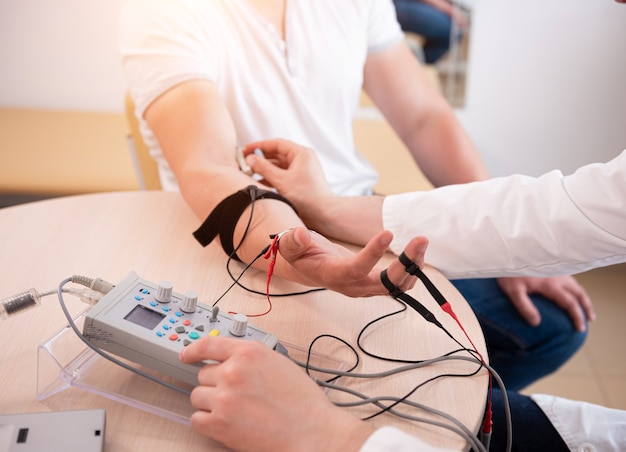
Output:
[
  {"xmin": 489, "ymin": 390, "xmax": 569, "ymax": 452},
  {"xmin": 392, "ymin": 0, "xmax": 453, "ymax": 63},
  {"xmin": 451, "ymin": 278, "xmax": 587, "ymax": 392}
]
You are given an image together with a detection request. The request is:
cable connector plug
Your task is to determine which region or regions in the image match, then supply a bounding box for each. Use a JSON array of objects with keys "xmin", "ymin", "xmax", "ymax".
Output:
[
  {"xmin": 481, "ymin": 401, "xmax": 493, "ymax": 450},
  {"xmin": 65, "ymin": 287, "xmax": 105, "ymax": 306},
  {"xmin": 71, "ymin": 275, "xmax": 115, "ymax": 295},
  {"xmin": 0, "ymin": 289, "xmax": 42, "ymax": 320}
]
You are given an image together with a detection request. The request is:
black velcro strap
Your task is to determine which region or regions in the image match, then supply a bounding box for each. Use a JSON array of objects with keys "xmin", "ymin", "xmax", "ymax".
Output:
[
  {"xmin": 380, "ymin": 269, "xmax": 405, "ymax": 299},
  {"xmin": 192, "ymin": 185, "xmax": 297, "ymax": 262},
  {"xmin": 399, "ymin": 252, "xmax": 420, "ymax": 275},
  {"xmin": 399, "ymin": 252, "xmax": 447, "ymax": 307},
  {"xmin": 380, "ymin": 269, "xmax": 442, "ymax": 328}
]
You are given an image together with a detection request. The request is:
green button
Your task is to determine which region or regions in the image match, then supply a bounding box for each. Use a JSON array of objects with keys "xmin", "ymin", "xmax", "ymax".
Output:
[{"xmin": 189, "ymin": 331, "xmax": 200, "ymax": 340}]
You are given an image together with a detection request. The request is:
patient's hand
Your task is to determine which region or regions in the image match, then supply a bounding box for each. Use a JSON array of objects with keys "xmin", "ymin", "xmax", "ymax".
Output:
[
  {"xmin": 497, "ymin": 276, "xmax": 595, "ymax": 332},
  {"xmin": 277, "ymin": 227, "xmax": 429, "ymax": 298}
]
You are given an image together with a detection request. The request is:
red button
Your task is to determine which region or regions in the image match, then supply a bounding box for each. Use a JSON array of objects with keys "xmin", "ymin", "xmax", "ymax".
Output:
[
  {"xmin": 169, "ymin": 334, "xmax": 178, "ymax": 341},
  {"xmin": 183, "ymin": 320, "xmax": 191, "ymax": 326}
]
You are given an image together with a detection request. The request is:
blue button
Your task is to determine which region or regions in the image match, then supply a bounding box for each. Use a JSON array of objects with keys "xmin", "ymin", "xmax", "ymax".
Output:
[
  {"xmin": 175, "ymin": 311, "xmax": 182, "ymax": 317},
  {"xmin": 162, "ymin": 306, "xmax": 170, "ymax": 312},
  {"xmin": 163, "ymin": 324, "xmax": 170, "ymax": 330},
  {"xmin": 142, "ymin": 289, "xmax": 149, "ymax": 294},
  {"xmin": 156, "ymin": 331, "xmax": 164, "ymax": 337},
  {"xmin": 150, "ymin": 301, "xmax": 157, "ymax": 307},
  {"xmin": 169, "ymin": 318, "xmax": 176, "ymax": 324},
  {"xmin": 135, "ymin": 295, "xmax": 142, "ymax": 301}
]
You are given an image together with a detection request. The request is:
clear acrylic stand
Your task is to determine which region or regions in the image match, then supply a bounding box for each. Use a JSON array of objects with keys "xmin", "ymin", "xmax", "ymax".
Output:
[{"xmin": 37, "ymin": 311, "xmax": 348, "ymax": 425}]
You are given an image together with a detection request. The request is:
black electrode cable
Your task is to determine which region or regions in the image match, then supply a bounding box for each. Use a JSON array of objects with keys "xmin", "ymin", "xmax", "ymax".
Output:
[{"xmin": 223, "ymin": 194, "xmax": 325, "ymax": 299}]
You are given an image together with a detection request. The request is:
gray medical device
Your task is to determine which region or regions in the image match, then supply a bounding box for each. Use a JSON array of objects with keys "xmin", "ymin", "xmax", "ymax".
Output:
[{"xmin": 83, "ymin": 273, "xmax": 280, "ymax": 386}]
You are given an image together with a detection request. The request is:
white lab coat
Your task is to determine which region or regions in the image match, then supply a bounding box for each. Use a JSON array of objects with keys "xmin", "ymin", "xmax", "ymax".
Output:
[
  {"xmin": 383, "ymin": 150, "xmax": 626, "ymax": 279},
  {"xmin": 373, "ymin": 150, "xmax": 626, "ymax": 451}
]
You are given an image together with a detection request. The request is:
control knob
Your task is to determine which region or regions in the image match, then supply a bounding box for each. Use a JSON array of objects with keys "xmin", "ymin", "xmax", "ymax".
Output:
[
  {"xmin": 155, "ymin": 281, "xmax": 173, "ymax": 303},
  {"xmin": 229, "ymin": 313, "xmax": 248, "ymax": 337},
  {"xmin": 181, "ymin": 290, "xmax": 198, "ymax": 313}
]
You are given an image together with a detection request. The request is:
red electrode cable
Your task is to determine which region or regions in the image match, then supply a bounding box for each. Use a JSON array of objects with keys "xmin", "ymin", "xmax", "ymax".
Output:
[
  {"xmin": 257, "ymin": 229, "xmax": 293, "ymax": 317},
  {"xmin": 227, "ymin": 230, "xmax": 290, "ymax": 318},
  {"xmin": 440, "ymin": 300, "xmax": 493, "ymax": 444},
  {"xmin": 398, "ymin": 253, "xmax": 493, "ymax": 446}
]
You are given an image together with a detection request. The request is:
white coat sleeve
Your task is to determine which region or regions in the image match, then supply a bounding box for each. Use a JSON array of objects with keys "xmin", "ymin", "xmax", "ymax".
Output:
[
  {"xmin": 383, "ymin": 150, "xmax": 626, "ymax": 279},
  {"xmin": 359, "ymin": 427, "xmax": 457, "ymax": 452},
  {"xmin": 530, "ymin": 394, "xmax": 626, "ymax": 452}
]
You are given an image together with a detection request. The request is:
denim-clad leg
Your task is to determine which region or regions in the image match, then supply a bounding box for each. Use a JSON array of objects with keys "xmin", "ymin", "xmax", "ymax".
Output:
[
  {"xmin": 392, "ymin": 0, "xmax": 453, "ymax": 64},
  {"xmin": 489, "ymin": 389, "xmax": 569, "ymax": 452},
  {"xmin": 451, "ymin": 278, "xmax": 587, "ymax": 392}
]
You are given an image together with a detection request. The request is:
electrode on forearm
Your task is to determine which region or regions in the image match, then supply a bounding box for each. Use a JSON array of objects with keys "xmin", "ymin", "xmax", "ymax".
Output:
[
  {"xmin": 0, "ymin": 289, "xmax": 42, "ymax": 319},
  {"xmin": 192, "ymin": 185, "xmax": 297, "ymax": 262}
]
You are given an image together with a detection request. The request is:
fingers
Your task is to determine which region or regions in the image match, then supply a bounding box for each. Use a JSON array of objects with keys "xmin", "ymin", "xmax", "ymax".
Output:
[
  {"xmin": 245, "ymin": 151, "xmax": 284, "ymax": 184},
  {"xmin": 278, "ymin": 228, "xmax": 431, "ymax": 296},
  {"xmin": 188, "ymin": 388, "xmax": 234, "ymax": 440},
  {"xmin": 189, "ymin": 386, "xmax": 217, "ymax": 413},
  {"xmin": 189, "ymin": 406, "xmax": 214, "ymax": 433},
  {"xmin": 541, "ymin": 284, "xmax": 589, "ymax": 332},
  {"xmin": 514, "ymin": 292, "xmax": 542, "ymax": 327},
  {"xmin": 344, "ymin": 230, "xmax": 393, "ymax": 280},
  {"xmin": 570, "ymin": 284, "xmax": 596, "ymax": 323},
  {"xmin": 531, "ymin": 276, "xmax": 594, "ymax": 332},
  {"xmin": 562, "ymin": 298, "xmax": 587, "ymax": 333},
  {"xmin": 497, "ymin": 276, "xmax": 595, "ymax": 332},
  {"xmin": 383, "ymin": 236, "xmax": 429, "ymax": 292},
  {"xmin": 179, "ymin": 334, "xmax": 235, "ymax": 365},
  {"xmin": 244, "ymin": 138, "xmax": 303, "ymax": 164},
  {"xmin": 277, "ymin": 226, "xmax": 313, "ymax": 261},
  {"xmin": 580, "ymin": 294, "xmax": 596, "ymax": 323},
  {"xmin": 498, "ymin": 279, "xmax": 542, "ymax": 327}
]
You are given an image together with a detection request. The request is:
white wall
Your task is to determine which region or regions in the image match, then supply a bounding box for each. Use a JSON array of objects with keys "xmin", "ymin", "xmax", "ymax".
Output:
[
  {"xmin": 459, "ymin": 0, "xmax": 626, "ymax": 176},
  {"xmin": 1, "ymin": 0, "xmax": 625, "ymax": 176},
  {"xmin": 0, "ymin": 0, "xmax": 126, "ymax": 112}
]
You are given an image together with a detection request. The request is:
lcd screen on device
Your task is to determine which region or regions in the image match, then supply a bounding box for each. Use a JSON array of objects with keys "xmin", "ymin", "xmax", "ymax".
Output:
[{"xmin": 124, "ymin": 305, "xmax": 165, "ymax": 330}]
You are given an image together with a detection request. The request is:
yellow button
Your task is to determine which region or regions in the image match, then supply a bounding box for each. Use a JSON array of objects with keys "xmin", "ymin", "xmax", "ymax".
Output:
[{"xmin": 209, "ymin": 329, "xmax": 220, "ymax": 337}]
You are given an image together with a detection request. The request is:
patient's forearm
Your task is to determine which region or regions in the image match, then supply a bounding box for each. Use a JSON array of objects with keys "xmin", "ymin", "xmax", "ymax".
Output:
[{"xmin": 304, "ymin": 195, "xmax": 385, "ymax": 247}]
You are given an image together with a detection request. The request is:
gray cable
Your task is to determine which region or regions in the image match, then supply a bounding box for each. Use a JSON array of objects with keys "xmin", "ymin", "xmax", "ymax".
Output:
[
  {"xmin": 293, "ymin": 354, "xmax": 512, "ymax": 452},
  {"xmin": 56, "ymin": 277, "xmax": 191, "ymax": 396},
  {"xmin": 320, "ymin": 380, "xmax": 486, "ymax": 452}
]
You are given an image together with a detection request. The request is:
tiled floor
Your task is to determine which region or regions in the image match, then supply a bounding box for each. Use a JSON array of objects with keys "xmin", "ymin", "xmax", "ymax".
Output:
[{"xmin": 522, "ymin": 263, "xmax": 626, "ymax": 410}]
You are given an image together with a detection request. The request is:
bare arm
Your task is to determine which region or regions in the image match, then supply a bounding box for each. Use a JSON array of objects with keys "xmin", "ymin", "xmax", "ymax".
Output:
[
  {"xmin": 144, "ymin": 81, "xmax": 403, "ymax": 295},
  {"xmin": 363, "ymin": 41, "xmax": 488, "ymax": 187},
  {"xmin": 144, "ymin": 80, "xmax": 302, "ymax": 264},
  {"xmin": 245, "ymin": 139, "xmax": 384, "ymax": 246},
  {"xmin": 247, "ymin": 138, "xmax": 596, "ymax": 331}
]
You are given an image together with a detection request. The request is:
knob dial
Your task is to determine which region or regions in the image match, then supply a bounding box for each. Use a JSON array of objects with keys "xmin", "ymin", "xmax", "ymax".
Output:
[
  {"xmin": 181, "ymin": 290, "xmax": 198, "ymax": 313},
  {"xmin": 155, "ymin": 281, "xmax": 173, "ymax": 303},
  {"xmin": 229, "ymin": 313, "xmax": 248, "ymax": 337}
]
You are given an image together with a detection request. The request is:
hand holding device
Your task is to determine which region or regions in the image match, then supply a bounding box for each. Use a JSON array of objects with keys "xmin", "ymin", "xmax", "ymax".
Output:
[{"xmin": 82, "ymin": 273, "xmax": 280, "ymax": 386}]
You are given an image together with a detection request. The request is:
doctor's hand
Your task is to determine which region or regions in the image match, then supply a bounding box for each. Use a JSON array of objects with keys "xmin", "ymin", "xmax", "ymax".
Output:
[
  {"xmin": 243, "ymin": 139, "xmax": 335, "ymax": 231},
  {"xmin": 277, "ymin": 227, "xmax": 429, "ymax": 298},
  {"xmin": 497, "ymin": 276, "xmax": 595, "ymax": 332},
  {"xmin": 180, "ymin": 336, "xmax": 375, "ymax": 452}
]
